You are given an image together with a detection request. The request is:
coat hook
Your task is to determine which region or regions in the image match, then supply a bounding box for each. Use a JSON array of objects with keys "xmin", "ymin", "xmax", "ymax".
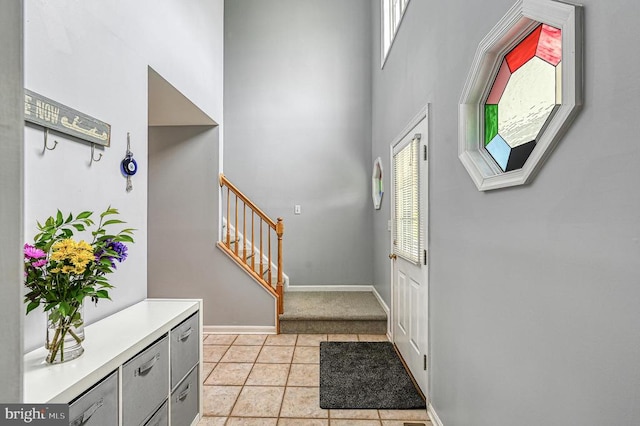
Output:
[
  {"xmin": 42, "ymin": 128, "xmax": 58, "ymax": 154},
  {"xmin": 90, "ymin": 143, "xmax": 103, "ymax": 165}
]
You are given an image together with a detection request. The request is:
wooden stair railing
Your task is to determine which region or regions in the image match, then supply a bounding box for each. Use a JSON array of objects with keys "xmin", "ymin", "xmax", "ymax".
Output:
[{"xmin": 218, "ymin": 173, "xmax": 284, "ymax": 319}]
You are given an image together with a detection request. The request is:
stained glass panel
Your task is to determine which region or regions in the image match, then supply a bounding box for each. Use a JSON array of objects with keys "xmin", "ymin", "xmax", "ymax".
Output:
[
  {"xmin": 505, "ymin": 25, "xmax": 542, "ymax": 72},
  {"xmin": 498, "ymin": 57, "xmax": 557, "ymax": 148},
  {"xmin": 505, "ymin": 140, "xmax": 536, "ymax": 171},
  {"xmin": 485, "ymin": 104, "xmax": 498, "ymax": 145},
  {"xmin": 486, "ymin": 135, "xmax": 510, "ymax": 171},
  {"xmin": 536, "ymin": 24, "xmax": 562, "ymax": 65},
  {"xmin": 487, "ymin": 60, "xmax": 511, "ymax": 104}
]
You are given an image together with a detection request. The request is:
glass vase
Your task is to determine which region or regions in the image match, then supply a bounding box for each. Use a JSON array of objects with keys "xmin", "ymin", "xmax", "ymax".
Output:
[{"xmin": 45, "ymin": 301, "xmax": 85, "ymax": 364}]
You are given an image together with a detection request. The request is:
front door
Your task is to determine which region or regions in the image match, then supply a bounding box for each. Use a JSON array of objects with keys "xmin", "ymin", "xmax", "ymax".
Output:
[{"xmin": 391, "ymin": 110, "xmax": 429, "ymax": 396}]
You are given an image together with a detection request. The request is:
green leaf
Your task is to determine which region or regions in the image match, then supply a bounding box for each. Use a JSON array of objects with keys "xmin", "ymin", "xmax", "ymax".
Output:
[
  {"xmin": 96, "ymin": 290, "xmax": 109, "ymax": 299},
  {"xmin": 72, "ymin": 224, "xmax": 86, "ymax": 231},
  {"xmin": 116, "ymin": 234, "xmax": 134, "ymax": 243},
  {"xmin": 100, "ymin": 208, "xmax": 119, "ymax": 218},
  {"xmin": 77, "ymin": 211, "xmax": 93, "ymax": 219},
  {"xmin": 26, "ymin": 301, "xmax": 40, "ymax": 315},
  {"xmin": 65, "ymin": 212, "xmax": 73, "ymax": 223},
  {"xmin": 55, "ymin": 210, "xmax": 63, "ymax": 226},
  {"xmin": 102, "ymin": 219, "xmax": 126, "ymax": 226},
  {"xmin": 59, "ymin": 301, "xmax": 70, "ymax": 317}
]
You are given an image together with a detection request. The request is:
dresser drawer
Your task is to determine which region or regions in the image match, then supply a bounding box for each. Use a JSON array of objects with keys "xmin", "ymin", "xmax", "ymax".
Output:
[
  {"xmin": 170, "ymin": 366, "xmax": 199, "ymax": 426},
  {"xmin": 170, "ymin": 312, "xmax": 199, "ymax": 389},
  {"xmin": 69, "ymin": 370, "xmax": 118, "ymax": 426},
  {"xmin": 122, "ymin": 335, "xmax": 169, "ymax": 426},
  {"xmin": 143, "ymin": 400, "xmax": 168, "ymax": 426}
]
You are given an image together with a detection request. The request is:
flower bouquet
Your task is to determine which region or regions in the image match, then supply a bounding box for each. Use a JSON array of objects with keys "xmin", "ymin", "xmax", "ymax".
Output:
[{"xmin": 24, "ymin": 207, "xmax": 134, "ymax": 364}]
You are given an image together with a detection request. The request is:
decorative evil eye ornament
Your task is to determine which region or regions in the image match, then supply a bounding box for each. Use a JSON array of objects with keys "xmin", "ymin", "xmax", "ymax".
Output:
[
  {"xmin": 121, "ymin": 133, "xmax": 137, "ymax": 192},
  {"xmin": 121, "ymin": 154, "xmax": 137, "ymax": 176}
]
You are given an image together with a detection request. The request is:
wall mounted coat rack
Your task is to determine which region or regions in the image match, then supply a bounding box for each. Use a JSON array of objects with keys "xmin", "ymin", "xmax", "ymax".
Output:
[{"xmin": 25, "ymin": 89, "xmax": 111, "ymax": 165}]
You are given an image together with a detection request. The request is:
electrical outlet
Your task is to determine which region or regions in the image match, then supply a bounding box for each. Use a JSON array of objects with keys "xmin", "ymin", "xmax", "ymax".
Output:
[{"xmin": 294, "ymin": 205, "xmax": 301, "ymax": 215}]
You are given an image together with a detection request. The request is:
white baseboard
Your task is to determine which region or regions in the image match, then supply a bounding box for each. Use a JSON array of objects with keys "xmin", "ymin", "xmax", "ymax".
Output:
[
  {"xmin": 371, "ymin": 286, "xmax": 392, "ymax": 338},
  {"xmin": 203, "ymin": 325, "xmax": 277, "ymax": 334},
  {"xmin": 286, "ymin": 285, "xmax": 374, "ymax": 292},
  {"xmin": 428, "ymin": 402, "xmax": 444, "ymax": 426},
  {"xmin": 371, "ymin": 286, "xmax": 389, "ymax": 315}
]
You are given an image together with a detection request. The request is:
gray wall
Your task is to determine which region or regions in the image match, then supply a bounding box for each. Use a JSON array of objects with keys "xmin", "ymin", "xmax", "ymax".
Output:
[
  {"xmin": 0, "ymin": 0, "xmax": 23, "ymax": 403},
  {"xmin": 23, "ymin": 0, "xmax": 224, "ymax": 351},
  {"xmin": 372, "ymin": 1, "xmax": 640, "ymax": 425},
  {"xmin": 148, "ymin": 126, "xmax": 275, "ymax": 327},
  {"xmin": 224, "ymin": 0, "xmax": 374, "ymax": 287}
]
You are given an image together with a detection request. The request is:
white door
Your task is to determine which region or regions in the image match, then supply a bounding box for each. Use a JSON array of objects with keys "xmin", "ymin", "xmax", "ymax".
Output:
[{"xmin": 391, "ymin": 110, "xmax": 429, "ymax": 396}]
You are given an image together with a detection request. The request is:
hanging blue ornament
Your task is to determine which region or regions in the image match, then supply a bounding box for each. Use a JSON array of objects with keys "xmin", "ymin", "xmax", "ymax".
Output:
[{"xmin": 121, "ymin": 133, "xmax": 137, "ymax": 192}]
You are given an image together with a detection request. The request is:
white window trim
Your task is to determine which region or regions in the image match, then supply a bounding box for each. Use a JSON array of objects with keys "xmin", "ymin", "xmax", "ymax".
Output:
[
  {"xmin": 458, "ymin": 0, "xmax": 583, "ymax": 191},
  {"xmin": 381, "ymin": 0, "xmax": 411, "ymax": 68}
]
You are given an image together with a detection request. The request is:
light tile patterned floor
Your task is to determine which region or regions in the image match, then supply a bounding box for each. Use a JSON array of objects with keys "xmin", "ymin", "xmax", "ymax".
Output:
[{"xmin": 199, "ymin": 334, "xmax": 431, "ymax": 426}]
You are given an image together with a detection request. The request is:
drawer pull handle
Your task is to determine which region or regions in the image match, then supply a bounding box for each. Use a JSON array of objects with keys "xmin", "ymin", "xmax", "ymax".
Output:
[
  {"xmin": 135, "ymin": 353, "xmax": 160, "ymax": 376},
  {"xmin": 177, "ymin": 383, "xmax": 191, "ymax": 402},
  {"xmin": 179, "ymin": 327, "xmax": 193, "ymax": 341},
  {"xmin": 70, "ymin": 398, "xmax": 104, "ymax": 426}
]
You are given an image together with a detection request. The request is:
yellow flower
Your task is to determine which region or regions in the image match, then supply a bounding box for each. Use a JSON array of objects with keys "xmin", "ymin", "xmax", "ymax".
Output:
[{"xmin": 50, "ymin": 238, "xmax": 94, "ymax": 275}]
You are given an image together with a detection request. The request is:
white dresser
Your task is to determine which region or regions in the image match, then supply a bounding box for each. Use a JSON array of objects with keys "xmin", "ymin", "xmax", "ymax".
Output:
[{"xmin": 23, "ymin": 299, "xmax": 203, "ymax": 426}]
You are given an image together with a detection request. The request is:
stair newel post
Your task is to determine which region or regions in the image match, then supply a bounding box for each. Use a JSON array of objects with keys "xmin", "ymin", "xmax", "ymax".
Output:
[{"xmin": 276, "ymin": 218, "xmax": 284, "ymax": 315}]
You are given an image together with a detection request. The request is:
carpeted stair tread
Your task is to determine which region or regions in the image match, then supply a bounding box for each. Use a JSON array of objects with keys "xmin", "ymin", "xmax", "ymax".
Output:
[
  {"xmin": 280, "ymin": 291, "xmax": 386, "ymax": 320},
  {"xmin": 279, "ymin": 291, "xmax": 387, "ymax": 334}
]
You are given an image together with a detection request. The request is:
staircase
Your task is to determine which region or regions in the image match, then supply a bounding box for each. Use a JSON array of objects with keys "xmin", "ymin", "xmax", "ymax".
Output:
[
  {"xmin": 279, "ymin": 291, "xmax": 388, "ymax": 335},
  {"xmin": 219, "ymin": 174, "xmax": 388, "ymax": 336},
  {"xmin": 218, "ymin": 174, "xmax": 285, "ymax": 328}
]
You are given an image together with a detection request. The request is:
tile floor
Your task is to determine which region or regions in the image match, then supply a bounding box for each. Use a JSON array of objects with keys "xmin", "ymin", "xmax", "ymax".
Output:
[{"xmin": 198, "ymin": 333, "xmax": 432, "ymax": 426}]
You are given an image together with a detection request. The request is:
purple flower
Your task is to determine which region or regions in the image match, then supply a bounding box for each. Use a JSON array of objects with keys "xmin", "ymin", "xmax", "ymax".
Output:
[
  {"xmin": 97, "ymin": 239, "xmax": 128, "ymax": 268},
  {"xmin": 108, "ymin": 241, "xmax": 128, "ymax": 263},
  {"xmin": 24, "ymin": 243, "xmax": 46, "ymax": 260}
]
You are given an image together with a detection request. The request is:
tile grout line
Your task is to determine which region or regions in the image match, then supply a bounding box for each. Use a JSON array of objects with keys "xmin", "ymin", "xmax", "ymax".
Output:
[
  {"xmin": 226, "ymin": 336, "xmax": 266, "ymax": 420},
  {"xmin": 275, "ymin": 343, "xmax": 294, "ymax": 422}
]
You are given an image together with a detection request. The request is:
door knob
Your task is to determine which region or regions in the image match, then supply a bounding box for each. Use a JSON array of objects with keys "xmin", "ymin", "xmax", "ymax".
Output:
[{"xmin": 389, "ymin": 253, "xmax": 397, "ymax": 260}]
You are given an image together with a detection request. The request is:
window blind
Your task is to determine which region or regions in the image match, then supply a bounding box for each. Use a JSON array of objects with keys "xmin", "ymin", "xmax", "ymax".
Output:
[{"xmin": 393, "ymin": 136, "xmax": 420, "ymax": 264}]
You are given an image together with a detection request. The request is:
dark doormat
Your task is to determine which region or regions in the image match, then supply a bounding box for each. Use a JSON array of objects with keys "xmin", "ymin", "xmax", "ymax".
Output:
[{"xmin": 319, "ymin": 341, "xmax": 426, "ymax": 409}]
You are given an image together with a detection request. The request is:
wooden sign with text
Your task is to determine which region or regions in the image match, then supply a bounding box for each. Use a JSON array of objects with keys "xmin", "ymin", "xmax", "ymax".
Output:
[{"xmin": 24, "ymin": 89, "xmax": 111, "ymax": 147}]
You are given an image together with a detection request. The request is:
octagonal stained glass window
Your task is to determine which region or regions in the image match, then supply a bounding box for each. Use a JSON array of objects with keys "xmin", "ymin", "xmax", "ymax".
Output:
[
  {"xmin": 484, "ymin": 24, "xmax": 562, "ymax": 172},
  {"xmin": 458, "ymin": 0, "xmax": 583, "ymax": 191}
]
